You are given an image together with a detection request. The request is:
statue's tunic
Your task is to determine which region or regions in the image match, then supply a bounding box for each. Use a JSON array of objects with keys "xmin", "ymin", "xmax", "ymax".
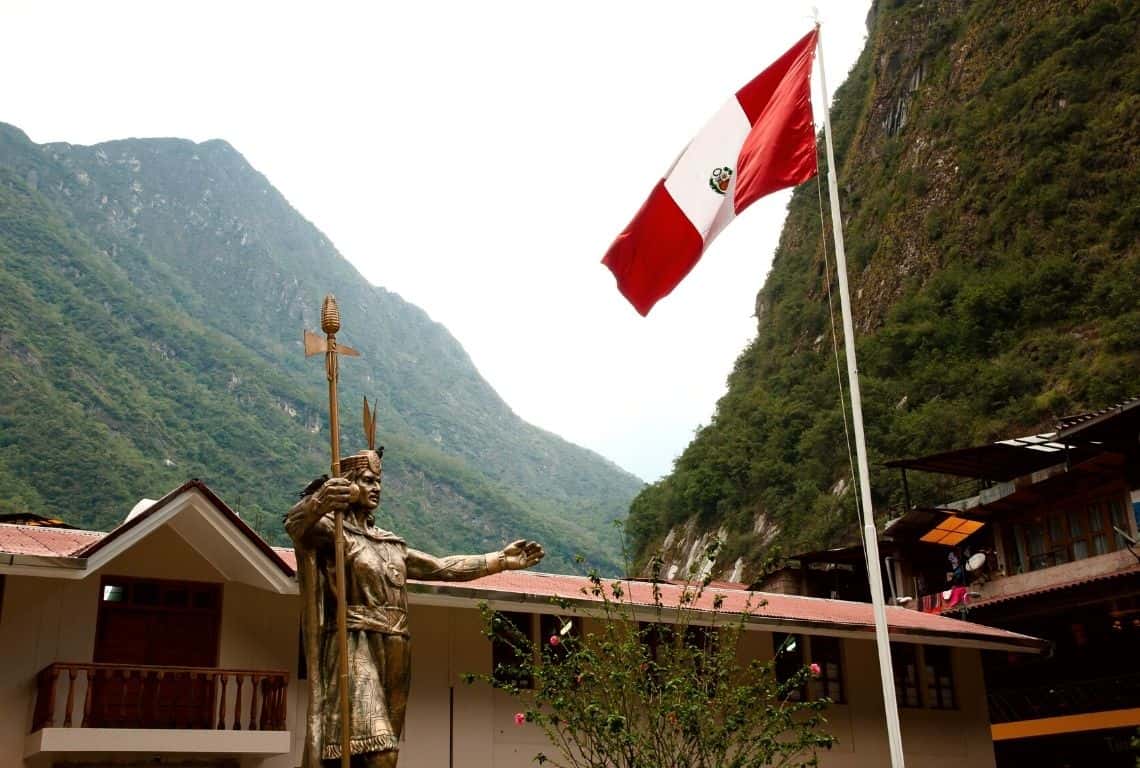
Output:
[{"xmin": 286, "ymin": 497, "xmax": 495, "ymax": 762}]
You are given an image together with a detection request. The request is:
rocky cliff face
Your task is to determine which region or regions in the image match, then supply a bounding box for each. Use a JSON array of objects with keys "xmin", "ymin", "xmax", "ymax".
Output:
[
  {"xmin": 0, "ymin": 124, "xmax": 643, "ymax": 572},
  {"xmin": 628, "ymin": 0, "xmax": 1140, "ymax": 583}
]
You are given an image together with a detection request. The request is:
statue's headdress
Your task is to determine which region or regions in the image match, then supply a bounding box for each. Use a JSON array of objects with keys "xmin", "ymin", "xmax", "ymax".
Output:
[{"xmin": 340, "ymin": 396, "xmax": 383, "ymax": 476}]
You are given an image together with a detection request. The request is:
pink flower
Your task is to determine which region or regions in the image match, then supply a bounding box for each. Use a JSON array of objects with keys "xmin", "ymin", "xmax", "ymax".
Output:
[
  {"xmin": 549, "ymin": 635, "xmax": 560, "ymax": 647},
  {"xmin": 810, "ymin": 663, "xmax": 822, "ymax": 678},
  {"xmin": 514, "ymin": 712, "xmax": 526, "ymax": 726}
]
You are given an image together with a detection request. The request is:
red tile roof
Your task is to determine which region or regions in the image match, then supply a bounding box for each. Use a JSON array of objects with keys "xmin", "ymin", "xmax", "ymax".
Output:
[
  {"xmin": 274, "ymin": 547, "xmax": 297, "ymax": 570},
  {"xmin": 412, "ymin": 570, "xmax": 1045, "ymax": 650},
  {"xmin": 0, "ymin": 523, "xmax": 104, "ymax": 557}
]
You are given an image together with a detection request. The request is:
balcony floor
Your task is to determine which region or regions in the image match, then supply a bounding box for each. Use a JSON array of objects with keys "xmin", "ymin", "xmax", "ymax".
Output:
[{"xmin": 25, "ymin": 726, "xmax": 291, "ymax": 758}]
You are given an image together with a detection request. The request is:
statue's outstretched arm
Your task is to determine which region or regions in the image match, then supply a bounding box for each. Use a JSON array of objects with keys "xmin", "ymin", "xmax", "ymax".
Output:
[{"xmin": 406, "ymin": 539, "xmax": 544, "ymax": 581}]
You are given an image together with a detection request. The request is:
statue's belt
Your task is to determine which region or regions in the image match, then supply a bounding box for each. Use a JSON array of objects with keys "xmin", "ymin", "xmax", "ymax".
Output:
[{"xmin": 334, "ymin": 605, "xmax": 410, "ymax": 636}]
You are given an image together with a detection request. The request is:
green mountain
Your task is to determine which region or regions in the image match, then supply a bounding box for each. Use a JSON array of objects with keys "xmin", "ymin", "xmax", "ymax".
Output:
[
  {"xmin": 626, "ymin": 0, "xmax": 1140, "ymax": 579},
  {"xmin": 0, "ymin": 123, "xmax": 642, "ymax": 573}
]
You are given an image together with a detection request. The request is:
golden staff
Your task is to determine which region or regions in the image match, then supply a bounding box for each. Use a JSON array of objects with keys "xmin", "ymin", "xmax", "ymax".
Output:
[{"xmin": 304, "ymin": 294, "xmax": 359, "ymax": 768}]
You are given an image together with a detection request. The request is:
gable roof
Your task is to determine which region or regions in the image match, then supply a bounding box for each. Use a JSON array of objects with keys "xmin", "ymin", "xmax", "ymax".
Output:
[
  {"xmin": 0, "ymin": 480, "xmax": 295, "ymax": 593},
  {"xmin": 73, "ymin": 479, "xmax": 292, "ymax": 574}
]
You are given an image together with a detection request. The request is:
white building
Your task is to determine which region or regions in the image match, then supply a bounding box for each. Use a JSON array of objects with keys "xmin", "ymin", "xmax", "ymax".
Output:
[{"xmin": 0, "ymin": 480, "xmax": 1044, "ymax": 767}]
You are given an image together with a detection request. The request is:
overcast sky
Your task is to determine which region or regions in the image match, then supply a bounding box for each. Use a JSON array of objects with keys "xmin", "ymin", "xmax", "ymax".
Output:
[{"xmin": 4, "ymin": 0, "xmax": 871, "ymax": 482}]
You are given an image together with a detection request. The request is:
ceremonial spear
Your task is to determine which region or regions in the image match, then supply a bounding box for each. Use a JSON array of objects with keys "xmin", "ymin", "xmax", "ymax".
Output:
[{"xmin": 305, "ymin": 294, "xmax": 359, "ymax": 768}]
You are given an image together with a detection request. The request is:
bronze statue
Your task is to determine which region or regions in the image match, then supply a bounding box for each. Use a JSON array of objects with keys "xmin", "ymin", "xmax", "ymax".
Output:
[
  {"xmin": 287, "ymin": 451, "xmax": 543, "ymax": 766},
  {"xmin": 294, "ymin": 295, "xmax": 544, "ymax": 767}
]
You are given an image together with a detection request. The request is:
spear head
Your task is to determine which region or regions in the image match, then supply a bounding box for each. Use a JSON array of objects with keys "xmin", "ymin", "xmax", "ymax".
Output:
[{"xmin": 321, "ymin": 294, "xmax": 341, "ymax": 335}]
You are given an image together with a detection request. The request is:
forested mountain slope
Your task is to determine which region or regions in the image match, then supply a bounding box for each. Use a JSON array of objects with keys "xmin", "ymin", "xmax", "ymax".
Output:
[
  {"xmin": 626, "ymin": 0, "xmax": 1140, "ymax": 580},
  {"xmin": 0, "ymin": 123, "xmax": 642, "ymax": 572}
]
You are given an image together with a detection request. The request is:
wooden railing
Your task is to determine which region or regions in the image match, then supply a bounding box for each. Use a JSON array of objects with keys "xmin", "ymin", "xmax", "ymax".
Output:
[{"xmin": 31, "ymin": 662, "xmax": 288, "ymax": 733}]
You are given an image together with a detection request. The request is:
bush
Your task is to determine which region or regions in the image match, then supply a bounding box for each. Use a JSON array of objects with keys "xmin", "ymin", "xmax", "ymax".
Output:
[{"xmin": 470, "ymin": 550, "xmax": 836, "ymax": 768}]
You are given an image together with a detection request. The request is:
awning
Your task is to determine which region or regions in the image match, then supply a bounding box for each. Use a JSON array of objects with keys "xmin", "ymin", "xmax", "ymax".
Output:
[{"xmin": 885, "ymin": 433, "xmax": 1100, "ymax": 482}]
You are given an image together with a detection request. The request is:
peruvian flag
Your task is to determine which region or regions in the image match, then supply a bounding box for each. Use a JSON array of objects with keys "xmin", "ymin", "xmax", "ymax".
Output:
[{"xmin": 603, "ymin": 29, "xmax": 819, "ymax": 316}]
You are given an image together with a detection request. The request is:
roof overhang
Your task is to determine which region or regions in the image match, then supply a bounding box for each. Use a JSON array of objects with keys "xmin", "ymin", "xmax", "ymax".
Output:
[
  {"xmin": 0, "ymin": 481, "xmax": 297, "ymax": 594},
  {"xmin": 1057, "ymin": 396, "xmax": 1140, "ymax": 447}
]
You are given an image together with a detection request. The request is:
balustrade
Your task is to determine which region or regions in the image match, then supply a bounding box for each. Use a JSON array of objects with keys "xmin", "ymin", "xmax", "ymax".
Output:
[
  {"xmin": 988, "ymin": 672, "xmax": 1140, "ymax": 723},
  {"xmin": 31, "ymin": 662, "xmax": 288, "ymax": 734}
]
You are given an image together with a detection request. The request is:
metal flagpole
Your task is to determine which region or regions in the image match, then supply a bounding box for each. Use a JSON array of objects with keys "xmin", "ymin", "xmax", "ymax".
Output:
[{"xmin": 814, "ymin": 23, "xmax": 907, "ymax": 768}]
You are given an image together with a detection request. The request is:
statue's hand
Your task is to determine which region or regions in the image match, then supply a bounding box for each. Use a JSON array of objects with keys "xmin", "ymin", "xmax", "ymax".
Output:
[
  {"xmin": 313, "ymin": 477, "xmax": 353, "ymax": 517},
  {"xmin": 501, "ymin": 539, "xmax": 544, "ymax": 570}
]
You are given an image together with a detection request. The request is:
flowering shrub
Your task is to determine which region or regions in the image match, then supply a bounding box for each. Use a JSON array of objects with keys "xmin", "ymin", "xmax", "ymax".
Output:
[{"xmin": 469, "ymin": 550, "xmax": 835, "ymax": 768}]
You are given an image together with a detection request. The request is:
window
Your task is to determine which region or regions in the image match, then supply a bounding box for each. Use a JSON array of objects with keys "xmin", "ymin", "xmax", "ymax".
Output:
[
  {"xmin": 1110, "ymin": 498, "xmax": 1129, "ymax": 549},
  {"xmin": 810, "ymin": 636, "xmax": 845, "ymax": 704},
  {"xmin": 1089, "ymin": 502, "xmax": 1109, "ymax": 556},
  {"xmin": 492, "ymin": 611, "xmax": 534, "ymax": 688},
  {"xmin": 1008, "ymin": 524, "xmax": 1027, "ymax": 574},
  {"xmin": 773, "ymin": 633, "xmax": 805, "ymax": 701},
  {"xmin": 892, "ymin": 644, "xmax": 956, "ymax": 709},
  {"xmin": 1069, "ymin": 508, "xmax": 1089, "ymax": 560},
  {"xmin": 773, "ymin": 634, "xmax": 844, "ymax": 703},
  {"xmin": 891, "ymin": 644, "xmax": 921, "ymax": 708},
  {"xmin": 540, "ymin": 614, "xmax": 577, "ymax": 663},
  {"xmin": 1008, "ymin": 494, "xmax": 1129, "ymax": 572},
  {"xmin": 923, "ymin": 646, "xmax": 956, "ymax": 709},
  {"xmin": 102, "ymin": 583, "xmax": 127, "ymax": 602}
]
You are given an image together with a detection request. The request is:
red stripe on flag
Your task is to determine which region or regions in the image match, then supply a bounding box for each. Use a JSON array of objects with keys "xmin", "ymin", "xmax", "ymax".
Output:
[
  {"xmin": 733, "ymin": 29, "xmax": 819, "ymax": 214},
  {"xmin": 602, "ymin": 180, "xmax": 704, "ymax": 316}
]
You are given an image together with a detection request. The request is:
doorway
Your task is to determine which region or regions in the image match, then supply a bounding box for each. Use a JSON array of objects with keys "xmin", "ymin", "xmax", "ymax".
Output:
[{"xmin": 90, "ymin": 576, "xmax": 222, "ymax": 727}]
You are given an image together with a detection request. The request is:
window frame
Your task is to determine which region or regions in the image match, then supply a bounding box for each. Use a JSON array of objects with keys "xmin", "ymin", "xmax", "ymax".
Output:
[
  {"xmin": 773, "ymin": 634, "xmax": 847, "ymax": 704},
  {"xmin": 891, "ymin": 643, "xmax": 922, "ymax": 708},
  {"xmin": 491, "ymin": 610, "xmax": 536, "ymax": 689},
  {"xmin": 1005, "ymin": 490, "xmax": 1128, "ymax": 572},
  {"xmin": 772, "ymin": 632, "xmax": 806, "ymax": 701},
  {"xmin": 922, "ymin": 645, "xmax": 956, "ymax": 710},
  {"xmin": 809, "ymin": 635, "xmax": 845, "ymax": 704}
]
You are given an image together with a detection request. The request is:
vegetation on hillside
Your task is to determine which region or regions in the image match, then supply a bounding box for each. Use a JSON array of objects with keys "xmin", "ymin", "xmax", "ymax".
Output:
[
  {"xmin": 0, "ymin": 125, "xmax": 642, "ymax": 572},
  {"xmin": 626, "ymin": 0, "xmax": 1140, "ymax": 575}
]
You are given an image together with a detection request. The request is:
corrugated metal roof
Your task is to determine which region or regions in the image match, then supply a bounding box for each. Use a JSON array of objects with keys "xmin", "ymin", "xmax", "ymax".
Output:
[
  {"xmin": 885, "ymin": 434, "xmax": 1099, "ymax": 482},
  {"xmin": 0, "ymin": 523, "xmax": 103, "ymax": 557},
  {"xmin": 412, "ymin": 570, "xmax": 1044, "ymax": 649},
  {"xmin": 1057, "ymin": 395, "xmax": 1140, "ymax": 432}
]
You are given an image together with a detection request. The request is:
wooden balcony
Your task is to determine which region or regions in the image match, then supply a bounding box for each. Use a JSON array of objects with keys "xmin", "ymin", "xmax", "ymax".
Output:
[{"xmin": 30, "ymin": 661, "xmax": 288, "ymax": 739}]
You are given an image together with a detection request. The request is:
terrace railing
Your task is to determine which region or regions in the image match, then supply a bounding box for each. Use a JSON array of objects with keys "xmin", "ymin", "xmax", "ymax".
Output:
[
  {"xmin": 988, "ymin": 672, "xmax": 1140, "ymax": 723},
  {"xmin": 31, "ymin": 662, "xmax": 288, "ymax": 733}
]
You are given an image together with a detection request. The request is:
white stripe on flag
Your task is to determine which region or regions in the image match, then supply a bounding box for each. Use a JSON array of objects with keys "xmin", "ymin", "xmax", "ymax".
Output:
[{"xmin": 662, "ymin": 97, "xmax": 751, "ymax": 244}]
